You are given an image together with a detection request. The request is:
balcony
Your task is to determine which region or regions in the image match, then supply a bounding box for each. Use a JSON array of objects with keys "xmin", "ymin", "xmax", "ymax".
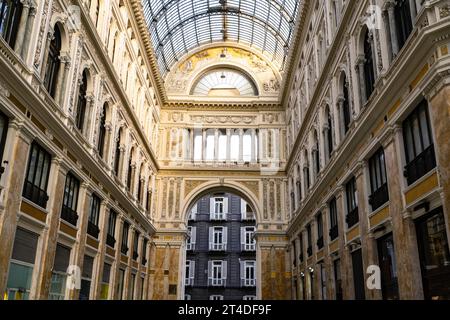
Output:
[
  {"xmin": 106, "ymin": 234, "xmax": 116, "ymax": 248},
  {"xmin": 346, "ymin": 207, "xmax": 359, "ymax": 228},
  {"xmin": 209, "ymin": 278, "xmax": 225, "ymax": 287},
  {"xmin": 142, "ymin": 257, "xmax": 147, "ymax": 266},
  {"xmin": 121, "ymin": 244, "xmax": 129, "ymax": 255},
  {"xmin": 22, "ymin": 182, "xmax": 49, "ymax": 208},
  {"xmin": 186, "ymin": 243, "xmax": 195, "ymax": 251},
  {"xmin": 241, "ymin": 243, "xmax": 256, "ymax": 252},
  {"xmin": 241, "ymin": 279, "xmax": 256, "ymax": 287},
  {"xmin": 316, "ymin": 237, "xmax": 324, "ymax": 250},
  {"xmin": 369, "ymin": 183, "xmax": 389, "ymax": 211},
  {"xmin": 87, "ymin": 221, "xmax": 100, "ymax": 238},
  {"xmin": 242, "ymin": 212, "xmax": 256, "ymax": 221},
  {"xmin": 60, "ymin": 206, "xmax": 79, "ymax": 226},
  {"xmin": 185, "ymin": 277, "xmax": 194, "ymax": 286},
  {"xmin": 209, "ymin": 243, "xmax": 227, "ymax": 251},
  {"xmin": 132, "ymin": 251, "xmax": 139, "ymax": 261},
  {"xmin": 210, "ymin": 212, "xmax": 227, "ymax": 221},
  {"xmin": 404, "ymin": 145, "xmax": 436, "ymax": 185},
  {"xmin": 329, "ymin": 225, "xmax": 339, "ymax": 241}
]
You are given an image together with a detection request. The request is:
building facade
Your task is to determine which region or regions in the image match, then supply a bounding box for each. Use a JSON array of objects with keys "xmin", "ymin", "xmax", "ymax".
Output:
[
  {"xmin": 185, "ymin": 193, "xmax": 256, "ymax": 300},
  {"xmin": 0, "ymin": 0, "xmax": 449, "ymax": 301}
]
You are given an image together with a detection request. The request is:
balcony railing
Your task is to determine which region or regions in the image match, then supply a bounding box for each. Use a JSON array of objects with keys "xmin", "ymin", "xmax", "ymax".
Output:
[
  {"xmin": 241, "ymin": 243, "xmax": 256, "ymax": 251},
  {"xmin": 60, "ymin": 206, "xmax": 79, "ymax": 226},
  {"xmin": 346, "ymin": 207, "xmax": 359, "ymax": 228},
  {"xmin": 404, "ymin": 145, "xmax": 436, "ymax": 185},
  {"xmin": 106, "ymin": 234, "xmax": 116, "ymax": 248},
  {"xmin": 121, "ymin": 244, "xmax": 129, "ymax": 255},
  {"xmin": 329, "ymin": 225, "xmax": 339, "ymax": 241},
  {"xmin": 209, "ymin": 243, "xmax": 227, "ymax": 251},
  {"xmin": 210, "ymin": 212, "xmax": 227, "ymax": 221},
  {"xmin": 242, "ymin": 212, "xmax": 256, "ymax": 221},
  {"xmin": 132, "ymin": 251, "xmax": 139, "ymax": 261},
  {"xmin": 241, "ymin": 279, "xmax": 256, "ymax": 287},
  {"xmin": 209, "ymin": 278, "xmax": 226, "ymax": 287},
  {"xmin": 141, "ymin": 257, "xmax": 147, "ymax": 266},
  {"xmin": 369, "ymin": 183, "xmax": 389, "ymax": 211},
  {"xmin": 23, "ymin": 182, "xmax": 49, "ymax": 208},
  {"xmin": 185, "ymin": 277, "xmax": 194, "ymax": 286},
  {"xmin": 87, "ymin": 221, "xmax": 100, "ymax": 238},
  {"xmin": 317, "ymin": 237, "xmax": 324, "ymax": 250},
  {"xmin": 186, "ymin": 243, "xmax": 195, "ymax": 251}
]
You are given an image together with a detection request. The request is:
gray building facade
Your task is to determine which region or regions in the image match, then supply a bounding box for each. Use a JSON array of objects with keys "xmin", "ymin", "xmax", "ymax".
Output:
[{"xmin": 185, "ymin": 193, "xmax": 256, "ymax": 300}]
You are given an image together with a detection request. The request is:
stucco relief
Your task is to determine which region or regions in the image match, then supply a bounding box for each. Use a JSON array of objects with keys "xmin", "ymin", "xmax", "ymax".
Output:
[{"xmin": 165, "ymin": 46, "xmax": 281, "ymax": 97}]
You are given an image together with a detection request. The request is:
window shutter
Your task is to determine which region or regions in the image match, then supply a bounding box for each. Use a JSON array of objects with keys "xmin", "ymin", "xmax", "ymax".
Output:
[
  {"xmin": 191, "ymin": 203, "xmax": 197, "ymax": 220},
  {"xmin": 223, "ymin": 197, "xmax": 229, "ymax": 214},
  {"xmin": 208, "ymin": 261, "xmax": 213, "ymax": 283},
  {"xmin": 209, "ymin": 227, "xmax": 213, "ymax": 248},
  {"xmin": 240, "ymin": 227, "xmax": 245, "ymax": 246},
  {"xmin": 223, "ymin": 227, "xmax": 228, "ymax": 249},
  {"xmin": 241, "ymin": 199, "xmax": 246, "ymax": 220},
  {"xmin": 190, "ymin": 261, "xmax": 195, "ymax": 280},
  {"xmin": 210, "ymin": 198, "xmax": 215, "ymax": 218},
  {"xmin": 191, "ymin": 227, "xmax": 196, "ymax": 246},
  {"xmin": 222, "ymin": 261, "xmax": 227, "ymax": 281},
  {"xmin": 240, "ymin": 260, "xmax": 245, "ymax": 282}
]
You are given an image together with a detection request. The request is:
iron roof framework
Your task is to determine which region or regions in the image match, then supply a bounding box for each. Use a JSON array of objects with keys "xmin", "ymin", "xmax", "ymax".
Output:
[{"xmin": 141, "ymin": 0, "xmax": 300, "ymax": 78}]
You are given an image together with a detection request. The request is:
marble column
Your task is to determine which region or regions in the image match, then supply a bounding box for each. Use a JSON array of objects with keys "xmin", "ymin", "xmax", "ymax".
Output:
[
  {"xmin": 381, "ymin": 126, "xmax": 423, "ymax": 299},
  {"xmin": 21, "ymin": 4, "xmax": 36, "ymax": 61},
  {"xmin": 239, "ymin": 128, "xmax": 244, "ymax": 162},
  {"xmin": 0, "ymin": 121, "xmax": 32, "ymax": 298},
  {"xmin": 56, "ymin": 56, "xmax": 71, "ymax": 108},
  {"xmin": 40, "ymin": 30, "xmax": 54, "ymax": 79},
  {"xmin": 226, "ymin": 129, "xmax": 231, "ymax": 162},
  {"xmin": 385, "ymin": 1, "xmax": 399, "ymax": 57},
  {"xmin": 14, "ymin": 0, "xmax": 30, "ymax": 55},
  {"xmin": 356, "ymin": 55, "xmax": 367, "ymax": 105},
  {"xmin": 92, "ymin": 202, "xmax": 109, "ymax": 299},
  {"xmin": 189, "ymin": 128, "xmax": 194, "ymax": 161}
]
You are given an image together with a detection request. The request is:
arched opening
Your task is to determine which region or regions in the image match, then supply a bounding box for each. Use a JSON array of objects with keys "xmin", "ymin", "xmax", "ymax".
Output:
[
  {"xmin": 75, "ymin": 69, "xmax": 89, "ymax": 132},
  {"xmin": 182, "ymin": 187, "xmax": 258, "ymax": 301},
  {"xmin": 44, "ymin": 24, "xmax": 62, "ymax": 98},
  {"xmin": 362, "ymin": 28, "xmax": 375, "ymax": 100}
]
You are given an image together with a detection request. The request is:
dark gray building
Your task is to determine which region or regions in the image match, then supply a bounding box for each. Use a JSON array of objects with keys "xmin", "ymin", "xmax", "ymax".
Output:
[{"xmin": 184, "ymin": 193, "xmax": 257, "ymax": 300}]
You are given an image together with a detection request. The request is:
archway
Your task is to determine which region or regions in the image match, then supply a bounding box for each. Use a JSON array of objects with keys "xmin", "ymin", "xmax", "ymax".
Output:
[{"xmin": 181, "ymin": 185, "xmax": 260, "ymax": 300}]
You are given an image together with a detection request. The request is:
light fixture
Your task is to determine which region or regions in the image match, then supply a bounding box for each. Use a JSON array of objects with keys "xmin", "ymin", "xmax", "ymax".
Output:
[{"xmin": 220, "ymin": 72, "xmax": 226, "ymax": 79}]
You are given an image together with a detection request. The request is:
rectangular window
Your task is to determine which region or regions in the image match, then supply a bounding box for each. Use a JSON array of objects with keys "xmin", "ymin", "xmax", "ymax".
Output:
[
  {"xmin": 22, "ymin": 142, "xmax": 51, "ymax": 208},
  {"xmin": 118, "ymin": 269, "xmax": 125, "ymax": 300},
  {"xmin": 61, "ymin": 173, "xmax": 80, "ymax": 226},
  {"xmin": 369, "ymin": 148, "xmax": 389, "ymax": 211},
  {"xmin": 121, "ymin": 222, "xmax": 129, "ymax": 255},
  {"xmin": 189, "ymin": 203, "xmax": 197, "ymax": 220},
  {"xmin": 345, "ymin": 177, "xmax": 359, "ymax": 228},
  {"xmin": 351, "ymin": 249, "xmax": 366, "ymax": 300},
  {"xmin": 316, "ymin": 212, "xmax": 324, "ymax": 250},
  {"xmin": 79, "ymin": 255, "xmax": 94, "ymax": 300},
  {"xmin": 209, "ymin": 227, "xmax": 227, "ymax": 251},
  {"xmin": 241, "ymin": 226, "xmax": 256, "ymax": 251},
  {"xmin": 142, "ymin": 238, "xmax": 148, "ymax": 265},
  {"xmin": 100, "ymin": 263, "xmax": 111, "ymax": 300},
  {"xmin": 241, "ymin": 199, "xmax": 255, "ymax": 221},
  {"xmin": 208, "ymin": 260, "xmax": 227, "ymax": 286},
  {"xmin": 377, "ymin": 233, "xmax": 399, "ymax": 300},
  {"xmin": 329, "ymin": 197, "xmax": 339, "ymax": 241},
  {"xmin": 6, "ymin": 228, "xmax": 38, "ymax": 300},
  {"xmin": 87, "ymin": 194, "xmax": 101, "ymax": 238},
  {"xmin": 209, "ymin": 295, "xmax": 224, "ymax": 300},
  {"xmin": 299, "ymin": 233, "xmax": 304, "ymax": 263},
  {"xmin": 106, "ymin": 210, "xmax": 117, "ymax": 248},
  {"xmin": 240, "ymin": 260, "xmax": 256, "ymax": 287},
  {"xmin": 49, "ymin": 244, "xmax": 70, "ymax": 300},
  {"xmin": 132, "ymin": 231, "xmax": 139, "ymax": 261},
  {"xmin": 185, "ymin": 260, "xmax": 195, "ymax": 286},
  {"xmin": 0, "ymin": 0, "xmax": 23, "ymax": 47},
  {"xmin": 306, "ymin": 224, "xmax": 312, "ymax": 257},
  {"xmin": 186, "ymin": 226, "xmax": 196, "ymax": 251},
  {"xmin": 333, "ymin": 259, "xmax": 343, "ymax": 300},
  {"xmin": 129, "ymin": 273, "xmax": 136, "ymax": 300},
  {"xmin": 320, "ymin": 263, "xmax": 327, "ymax": 300},
  {"xmin": 415, "ymin": 207, "xmax": 450, "ymax": 300},
  {"xmin": 0, "ymin": 110, "xmax": 9, "ymax": 164},
  {"xmin": 210, "ymin": 196, "xmax": 227, "ymax": 220},
  {"xmin": 403, "ymin": 99, "xmax": 436, "ymax": 185},
  {"xmin": 243, "ymin": 295, "xmax": 257, "ymax": 300}
]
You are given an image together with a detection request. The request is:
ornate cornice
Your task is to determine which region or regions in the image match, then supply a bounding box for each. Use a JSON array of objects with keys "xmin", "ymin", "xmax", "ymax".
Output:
[{"xmin": 163, "ymin": 101, "xmax": 283, "ymax": 111}]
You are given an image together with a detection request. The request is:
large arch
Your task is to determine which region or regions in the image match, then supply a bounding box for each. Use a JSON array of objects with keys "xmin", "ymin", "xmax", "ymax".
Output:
[{"xmin": 181, "ymin": 180, "xmax": 262, "ymax": 225}]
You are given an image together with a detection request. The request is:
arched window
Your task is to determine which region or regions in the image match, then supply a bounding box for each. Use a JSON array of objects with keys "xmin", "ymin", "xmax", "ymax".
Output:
[
  {"xmin": 363, "ymin": 30, "xmax": 375, "ymax": 100},
  {"xmin": 303, "ymin": 150, "xmax": 310, "ymax": 190},
  {"xmin": 137, "ymin": 164, "xmax": 144, "ymax": 204},
  {"xmin": 0, "ymin": 0, "xmax": 22, "ymax": 48},
  {"xmin": 342, "ymin": 74, "xmax": 351, "ymax": 134},
  {"xmin": 126, "ymin": 147, "xmax": 134, "ymax": 191},
  {"xmin": 296, "ymin": 164, "xmax": 302, "ymax": 202},
  {"xmin": 44, "ymin": 25, "xmax": 62, "ymax": 98},
  {"xmin": 325, "ymin": 106, "xmax": 334, "ymax": 160},
  {"xmin": 394, "ymin": 0, "xmax": 413, "ymax": 50},
  {"xmin": 114, "ymin": 128, "xmax": 122, "ymax": 176},
  {"xmin": 312, "ymin": 131, "xmax": 320, "ymax": 176},
  {"xmin": 97, "ymin": 103, "xmax": 107, "ymax": 157},
  {"xmin": 75, "ymin": 70, "xmax": 88, "ymax": 131}
]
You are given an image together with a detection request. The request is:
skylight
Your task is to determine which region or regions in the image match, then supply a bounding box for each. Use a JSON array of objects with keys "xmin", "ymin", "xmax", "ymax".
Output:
[{"xmin": 141, "ymin": 0, "xmax": 300, "ymax": 77}]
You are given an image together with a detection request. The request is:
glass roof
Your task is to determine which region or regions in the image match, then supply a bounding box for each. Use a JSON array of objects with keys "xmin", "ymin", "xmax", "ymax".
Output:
[
  {"xmin": 141, "ymin": 0, "xmax": 300, "ymax": 77},
  {"xmin": 192, "ymin": 68, "xmax": 257, "ymax": 96}
]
